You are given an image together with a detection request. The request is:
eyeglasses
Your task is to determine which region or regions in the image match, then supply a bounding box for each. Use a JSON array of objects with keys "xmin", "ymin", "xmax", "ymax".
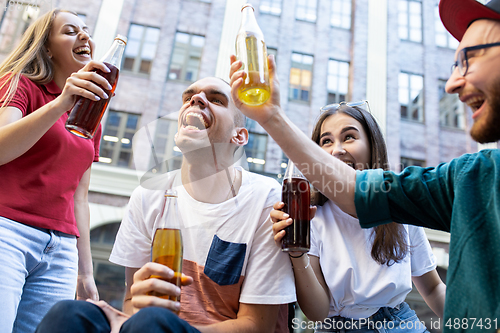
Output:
[
  {"xmin": 451, "ymin": 42, "xmax": 500, "ymax": 76},
  {"xmin": 319, "ymin": 100, "xmax": 370, "ymax": 113}
]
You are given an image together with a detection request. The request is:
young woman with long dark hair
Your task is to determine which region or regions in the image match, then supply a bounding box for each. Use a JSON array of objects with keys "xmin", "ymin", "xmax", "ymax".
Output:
[{"xmin": 271, "ymin": 103, "xmax": 446, "ymax": 332}]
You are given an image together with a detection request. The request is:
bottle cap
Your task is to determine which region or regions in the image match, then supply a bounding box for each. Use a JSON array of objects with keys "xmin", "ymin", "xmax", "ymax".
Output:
[
  {"xmin": 241, "ymin": 3, "xmax": 254, "ymax": 11},
  {"xmin": 115, "ymin": 34, "xmax": 128, "ymax": 45}
]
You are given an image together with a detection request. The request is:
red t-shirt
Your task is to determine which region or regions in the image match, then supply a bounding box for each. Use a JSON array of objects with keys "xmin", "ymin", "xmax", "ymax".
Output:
[{"xmin": 0, "ymin": 75, "xmax": 101, "ymax": 236}]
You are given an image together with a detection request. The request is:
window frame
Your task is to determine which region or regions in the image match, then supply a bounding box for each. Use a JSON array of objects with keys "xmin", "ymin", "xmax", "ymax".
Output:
[
  {"xmin": 438, "ymin": 79, "xmax": 465, "ymax": 129},
  {"xmin": 399, "ymin": 72, "xmax": 424, "ymax": 123},
  {"xmin": 260, "ymin": 0, "xmax": 282, "ymax": 16},
  {"xmin": 244, "ymin": 119, "xmax": 268, "ymax": 173},
  {"xmin": 398, "ymin": 0, "xmax": 423, "ymax": 43},
  {"xmin": 99, "ymin": 110, "xmax": 141, "ymax": 168},
  {"xmin": 122, "ymin": 23, "xmax": 161, "ymax": 76},
  {"xmin": 167, "ymin": 31, "xmax": 205, "ymax": 83},
  {"xmin": 289, "ymin": 52, "xmax": 314, "ymax": 103},
  {"xmin": 434, "ymin": 4, "xmax": 459, "ymax": 49},
  {"xmin": 295, "ymin": 0, "xmax": 318, "ymax": 23},
  {"xmin": 326, "ymin": 59, "xmax": 350, "ymax": 105},
  {"xmin": 330, "ymin": 0, "xmax": 352, "ymax": 29}
]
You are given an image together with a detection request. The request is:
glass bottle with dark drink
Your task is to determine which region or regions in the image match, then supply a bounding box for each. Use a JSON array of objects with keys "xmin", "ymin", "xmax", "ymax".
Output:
[
  {"xmin": 149, "ymin": 189, "xmax": 184, "ymax": 313},
  {"xmin": 65, "ymin": 34, "xmax": 127, "ymax": 139},
  {"xmin": 235, "ymin": 3, "xmax": 270, "ymax": 106},
  {"xmin": 281, "ymin": 161, "xmax": 311, "ymax": 253}
]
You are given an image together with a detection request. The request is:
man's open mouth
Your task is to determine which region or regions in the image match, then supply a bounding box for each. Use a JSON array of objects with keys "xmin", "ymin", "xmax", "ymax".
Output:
[
  {"xmin": 466, "ymin": 96, "xmax": 485, "ymax": 112},
  {"xmin": 183, "ymin": 111, "xmax": 211, "ymax": 130}
]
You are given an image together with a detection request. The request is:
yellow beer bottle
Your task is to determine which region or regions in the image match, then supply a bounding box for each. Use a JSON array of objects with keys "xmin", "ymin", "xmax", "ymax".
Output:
[
  {"xmin": 235, "ymin": 4, "xmax": 270, "ymax": 106},
  {"xmin": 150, "ymin": 189, "xmax": 183, "ymax": 313}
]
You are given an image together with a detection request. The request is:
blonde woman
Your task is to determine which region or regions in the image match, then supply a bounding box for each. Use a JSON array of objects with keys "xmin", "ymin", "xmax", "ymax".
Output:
[{"xmin": 0, "ymin": 9, "xmax": 111, "ymax": 333}]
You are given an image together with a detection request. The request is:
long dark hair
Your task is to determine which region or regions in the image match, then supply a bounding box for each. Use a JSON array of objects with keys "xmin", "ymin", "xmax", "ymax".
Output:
[{"xmin": 311, "ymin": 104, "xmax": 408, "ymax": 266}]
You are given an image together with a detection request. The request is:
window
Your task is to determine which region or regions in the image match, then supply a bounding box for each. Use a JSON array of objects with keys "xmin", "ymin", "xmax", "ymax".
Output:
[
  {"xmin": 245, "ymin": 120, "xmax": 268, "ymax": 173},
  {"xmin": 401, "ymin": 157, "xmax": 425, "ymax": 169},
  {"xmin": 327, "ymin": 59, "xmax": 349, "ymax": 105},
  {"xmin": 434, "ymin": 5, "xmax": 459, "ymax": 49},
  {"xmin": 123, "ymin": 24, "xmax": 160, "ymax": 74},
  {"xmin": 99, "ymin": 111, "xmax": 141, "ymax": 168},
  {"xmin": 148, "ymin": 118, "xmax": 183, "ymax": 174},
  {"xmin": 399, "ymin": 73, "xmax": 424, "ymax": 122},
  {"xmin": 289, "ymin": 53, "xmax": 314, "ymax": 102},
  {"xmin": 438, "ymin": 79, "xmax": 465, "ymax": 129},
  {"xmin": 0, "ymin": 4, "xmax": 39, "ymax": 53},
  {"xmin": 260, "ymin": 0, "xmax": 282, "ymax": 15},
  {"xmin": 296, "ymin": 0, "xmax": 317, "ymax": 22},
  {"xmin": 90, "ymin": 223, "xmax": 126, "ymax": 310},
  {"xmin": 168, "ymin": 32, "xmax": 205, "ymax": 82},
  {"xmin": 398, "ymin": 0, "xmax": 422, "ymax": 42},
  {"xmin": 330, "ymin": 0, "xmax": 351, "ymax": 29}
]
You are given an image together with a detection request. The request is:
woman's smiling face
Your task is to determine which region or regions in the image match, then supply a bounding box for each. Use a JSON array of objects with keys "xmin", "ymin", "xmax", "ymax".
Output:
[
  {"xmin": 46, "ymin": 12, "xmax": 94, "ymax": 77},
  {"xmin": 318, "ymin": 112, "xmax": 371, "ymax": 171}
]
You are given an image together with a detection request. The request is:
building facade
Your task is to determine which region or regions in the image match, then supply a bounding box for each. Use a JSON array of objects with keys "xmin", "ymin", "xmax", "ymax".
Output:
[{"xmin": 0, "ymin": 0, "xmax": 488, "ymax": 330}]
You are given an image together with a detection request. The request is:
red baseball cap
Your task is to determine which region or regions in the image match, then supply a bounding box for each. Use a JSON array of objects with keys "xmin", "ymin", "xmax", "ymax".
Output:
[{"xmin": 439, "ymin": 0, "xmax": 500, "ymax": 41}]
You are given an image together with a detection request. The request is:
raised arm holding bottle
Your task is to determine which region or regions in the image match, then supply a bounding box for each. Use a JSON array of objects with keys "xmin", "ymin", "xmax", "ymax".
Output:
[
  {"xmin": 230, "ymin": 0, "xmax": 500, "ymax": 328},
  {"xmin": 0, "ymin": 9, "xmax": 119, "ymax": 333}
]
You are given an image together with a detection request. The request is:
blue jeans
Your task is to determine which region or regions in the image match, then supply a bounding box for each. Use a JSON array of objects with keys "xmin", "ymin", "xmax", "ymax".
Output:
[
  {"xmin": 315, "ymin": 302, "xmax": 430, "ymax": 333},
  {"xmin": 36, "ymin": 300, "xmax": 202, "ymax": 333},
  {"xmin": 0, "ymin": 216, "xmax": 78, "ymax": 333}
]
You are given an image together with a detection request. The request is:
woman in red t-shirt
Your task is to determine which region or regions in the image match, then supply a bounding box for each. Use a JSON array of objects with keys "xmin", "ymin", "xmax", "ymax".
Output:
[{"xmin": 0, "ymin": 9, "xmax": 112, "ymax": 332}]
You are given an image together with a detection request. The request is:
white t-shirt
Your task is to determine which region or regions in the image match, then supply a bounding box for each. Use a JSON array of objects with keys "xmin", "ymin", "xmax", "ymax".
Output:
[
  {"xmin": 110, "ymin": 167, "xmax": 296, "ymax": 330},
  {"xmin": 309, "ymin": 201, "xmax": 436, "ymax": 319}
]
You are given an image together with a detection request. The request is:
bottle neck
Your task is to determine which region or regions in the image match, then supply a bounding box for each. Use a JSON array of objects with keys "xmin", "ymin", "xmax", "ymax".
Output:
[
  {"xmin": 159, "ymin": 194, "xmax": 181, "ymax": 229},
  {"xmin": 240, "ymin": 7, "xmax": 262, "ymax": 35},
  {"xmin": 100, "ymin": 40, "xmax": 126, "ymax": 68}
]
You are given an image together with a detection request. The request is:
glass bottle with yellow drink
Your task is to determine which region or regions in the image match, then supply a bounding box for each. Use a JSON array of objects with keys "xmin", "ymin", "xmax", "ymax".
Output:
[
  {"xmin": 235, "ymin": 4, "xmax": 270, "ymax": 106},
  {"xmin": 149, "ymin": 189, "xmax": 183, "ymax": 314}
]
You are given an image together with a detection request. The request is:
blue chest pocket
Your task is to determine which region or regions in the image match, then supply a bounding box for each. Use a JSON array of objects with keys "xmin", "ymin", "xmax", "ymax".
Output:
[{"xmin": 204, "ymin": 235, "xmax": 247, "ymax": 286}]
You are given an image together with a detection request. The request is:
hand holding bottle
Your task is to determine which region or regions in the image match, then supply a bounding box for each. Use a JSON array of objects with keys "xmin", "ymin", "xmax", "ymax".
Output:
[
  {"xmin": 53, "ymin": 60, "xmax": 112, "ymax": 115},
  {"xmin": 147, "ymin": 189, "xmax": 185, "ymax": 314},
  {"xmin": 271, "ymin": 201, "xmax": 316, "ymax": 249},
  {"xmin": 229, "ymin": 53, "xmax": 282, "ymax": 127},
  {"xmin": 129, "ymin": 262, "xmax": 193, "ymax": 314},
  {"xmin": 66, "ymin": 35, "xmax": 127, "ymax": 139}
]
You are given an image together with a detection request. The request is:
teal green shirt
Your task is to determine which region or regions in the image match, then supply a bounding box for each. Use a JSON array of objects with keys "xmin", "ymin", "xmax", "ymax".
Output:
[{"xmin": 355, "ymin": 149, "xmax": 500, "ymax": 332}]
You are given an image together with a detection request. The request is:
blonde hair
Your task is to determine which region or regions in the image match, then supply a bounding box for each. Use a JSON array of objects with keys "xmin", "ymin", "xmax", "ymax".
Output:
[{"xmin": 0, "ymin": 9, "xmax": 77, "ymax": 109}]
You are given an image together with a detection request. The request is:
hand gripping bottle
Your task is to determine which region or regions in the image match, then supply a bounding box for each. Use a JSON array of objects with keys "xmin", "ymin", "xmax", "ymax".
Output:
[
  {"xmin": 65, "ymin": 35, "xmax": 127, "ymax": 139},
  {"xmin": 235, "ymin": 4, "xmax": 270, "ymax": 106}
]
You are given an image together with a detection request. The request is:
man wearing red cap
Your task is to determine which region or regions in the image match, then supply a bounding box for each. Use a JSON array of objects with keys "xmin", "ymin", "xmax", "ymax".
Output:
[
  {"xmin": 228, "ymin": 0, "xmax": 500, "ymax": 331},
  {"xmin": 442, "ymin": 0, "xmax": 500, "ymax": 145}
]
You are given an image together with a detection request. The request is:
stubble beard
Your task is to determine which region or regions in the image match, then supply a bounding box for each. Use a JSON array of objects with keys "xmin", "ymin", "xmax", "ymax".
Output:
[{"xmin": 470, "ymin": 80, "xmax": 500, "ymax": 144}]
